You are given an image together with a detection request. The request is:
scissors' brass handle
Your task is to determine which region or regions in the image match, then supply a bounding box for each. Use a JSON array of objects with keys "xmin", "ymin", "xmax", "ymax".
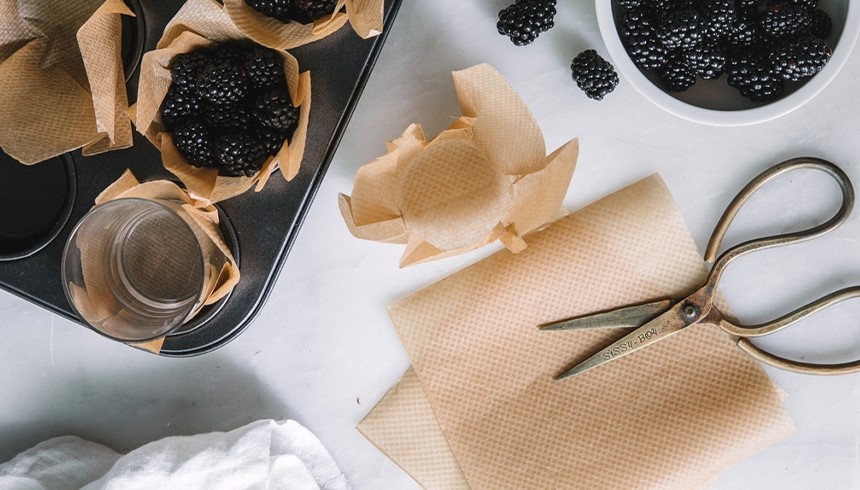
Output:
[
  {"xmin": 713, "ymin": 287, "xmax": 860, "ymax": 375},
  {"xmin": 704, "ymin": 158, "xmax": 854, "ymax": 281},
  {"xmin": 737, "ymin": 339, "xmax": 860, "ymax": 375}
]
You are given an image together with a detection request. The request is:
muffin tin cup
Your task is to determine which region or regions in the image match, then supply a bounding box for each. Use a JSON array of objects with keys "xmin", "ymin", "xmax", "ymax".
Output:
[
  {"xmin": 0, "ymin": 0, "xmax": 402, "ymax": 356},
  {"xmin": 0, "ymin": 153, "xmax": 76, "ymax": 261}
]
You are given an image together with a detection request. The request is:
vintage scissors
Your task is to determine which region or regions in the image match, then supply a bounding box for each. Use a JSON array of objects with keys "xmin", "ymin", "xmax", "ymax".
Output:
[{"xmin": 541, "ymin": 157, "xmax": 860, "ymax": 379}]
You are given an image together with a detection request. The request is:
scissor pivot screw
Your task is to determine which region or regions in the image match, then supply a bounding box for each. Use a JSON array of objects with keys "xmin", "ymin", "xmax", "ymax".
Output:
[{"xmin": 681, "ymin": 303, "xmax": 699, "ymax": 320}]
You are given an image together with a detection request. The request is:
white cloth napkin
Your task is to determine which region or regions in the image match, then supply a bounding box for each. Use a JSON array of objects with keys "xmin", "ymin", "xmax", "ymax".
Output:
[{"xmin": 0, "ymin": 419, "xmax": 349, "ymax": 490}]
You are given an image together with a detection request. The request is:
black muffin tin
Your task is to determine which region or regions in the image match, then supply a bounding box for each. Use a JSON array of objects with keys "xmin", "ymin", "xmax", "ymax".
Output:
[{"xmin": 0, "ymin": 0, "xmax": 401, "ymax": 356}]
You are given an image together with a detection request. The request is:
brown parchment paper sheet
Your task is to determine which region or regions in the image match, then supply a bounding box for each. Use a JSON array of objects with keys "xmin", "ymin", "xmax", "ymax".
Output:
[
  {"xmin": 358, "ymin": 367, "xmax": 469, "ymax": 490},
  {"xmin": 68, "ymin": 169, "xmax": 240, "ymax": 354},
  {"xmin": 368, "ymin": 175, "xmax": 793, "ymax": 489},
  {"xmin": 134, "ymin": 0, "xmax": 311, "ymax": 205},
  {"xmin": 0, "ymin": 0, "xmax": 133, "ymax": 164},
  {"xmin": 223, "ymin": 0, "xmax": 382, "ymax": 51},
  {"xmin": 340, "ymin": 64, "xmax": 578, "ymax": 267}
]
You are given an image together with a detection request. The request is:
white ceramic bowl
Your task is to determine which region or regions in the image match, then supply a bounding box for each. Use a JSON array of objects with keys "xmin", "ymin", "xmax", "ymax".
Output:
[{"xmin": 595, "ymin": 1, "xmax": 860, "ymax": 126}]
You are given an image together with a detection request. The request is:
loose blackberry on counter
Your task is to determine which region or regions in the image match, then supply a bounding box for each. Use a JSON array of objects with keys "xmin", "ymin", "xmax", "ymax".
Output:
[
  {"xmin": 497, "ymin": 0, "xmax": 557, "ymax": 46},
  {"xmin": 571, "ymin": 49, "xmax": 619, "ymax": 101},
  {"xmin": 159, "ymin": 43, "xmax": 300, "ymax": 178}
]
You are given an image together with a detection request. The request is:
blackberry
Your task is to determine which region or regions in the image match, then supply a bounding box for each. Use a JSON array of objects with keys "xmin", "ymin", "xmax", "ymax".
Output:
[
  {"xmin": 770, "ymin": 36, "xmax": 831, "ymax": 81},
  {"xmin": 497, "ymin": 0, "xmax": 557, "ymax": 46},
  {"xmin": 254, "ymin": 89, "xmax": 300, "ymax": 130},
  {"xmin": 212, "ymin": 45, "xmax": 251, "ymax": 71},
  {"xmin": 802, "ymin": 9, "xmax": 832, "ymax": 39},
  {"xmin": 291, "ymin": 0, "xmax": 339, "ymax": 22},
  {"xmin": 159, "ymin": 42, "xmax": 301, "ymax": 179},
  {"xmin": 173, "ymin": 121, "xmax": 215, "ymax": 168},
  {"xmin": 727, "ymin": 51, "xmax": 784, "ymax": 101},
  {"xmin": 245, "ymin": 0, "xmax": 293, "ymax": 23},
  {"xmin": 213, "ymin": 133, "xmax": 268, "ymax": 177},
  {"xmin": 659, "ymin": 55, "xmax": 696, "ymax": 91},
  {"xmin": 196, "ymin": 63, "xmax": 249, "ymax": 107},
  {"xmin": 203, "ymin": 105, "xmax": 252, "ymax": 132},
  {"xmin": 160, "ymin": 86, "xmax": 200, "ymax": 130},
  {"xmin": 658, "ymin": 9, "xmax": 703, "ymax": 50},
  {"xmin": 171, "ymin": 51, "xmax": 210, "ymax": 94},
  {"xmin": 760, "ymin": 2, "xmax": 813, "ymax": 39},
  {"xmin": 570, "ymin": 50, "xmax": 619, "ymax": 101},
  {"xmin": 259, "ymin": 127, "xmax": 289, "ymax": 157},
  {"xmin": 727, "ymin": 9, "xmax": 759, "ymax": 48},
  {"xmin": 736, "ymin": 0, "xmax": 759, "ymax": 7},
  {"xmin": 650, "ymin": 0, "xmax": 688, "ymax": 19},
  {"xmin": 244, "ymin": 47, "xmax": 286, "ymax": 90},
  {"xmin": 622, "ymin": 7, "xmax": 670, "ymax": 70},
  {"xmin": 685, "ymin": 43, "xmax": 727, "ymax": 79},
  {"xmin": 790, "ymin": 0, "xmax": 818, "ymax": 9},
  {"xmin": 614, "ymin": 0, "xmax": 642, "ymax": 8},
  {"xmin": 700, "ymin": 0, "xmax": 736, "ymax": 42}
]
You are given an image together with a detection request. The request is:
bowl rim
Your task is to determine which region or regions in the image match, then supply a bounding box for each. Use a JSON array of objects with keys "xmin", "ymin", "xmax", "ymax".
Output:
[{"xmin": 595, "ymin": 2, "xmax": 860, "ymax": 126}]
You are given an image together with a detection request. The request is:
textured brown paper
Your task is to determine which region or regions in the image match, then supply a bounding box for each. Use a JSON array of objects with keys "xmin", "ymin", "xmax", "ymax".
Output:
[
  {"xmin": 134, "ymin": 0, "xmax": 311, "ymax": 205},
  {"xmin": 339, "ymin": 64, "xmax": 578, "ymax": 267},
  {"xmin": 368, "ymin": 175, "xmax": 793, "ymax": 489},
  {"xmin": 358, "ymin": 367, "xmax": 469, "ymax": 490},
  {"xmin": 223, "ymin": 0, "xmax": 383, "ymax": 51},
  {"xmin": 0, "ymin": 0, "xmax": 133, "ymax": 164},
  {"xmin": 69, "ymin": 169, "xmax": 240, "ymax": 354}
]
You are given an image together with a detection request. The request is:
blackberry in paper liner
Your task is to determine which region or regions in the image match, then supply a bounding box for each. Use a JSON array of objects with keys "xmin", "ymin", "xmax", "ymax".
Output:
[
  {"xmin": 339, "ymin": 64, "xmax": 579, "ymax": 267},
  {"xmin": 159, "ymin": 43, "xmax": 299, "ymax": 178},
  {"xmin": 68, "ymin": 169, "xmax": 240, "ymax": 354},
  {"xmin": 0, "ymin": 0, "xmax": 135, "ymax": 164},
  {"xmin": 223, "ymin": 0, "xmax": 383, "ymax": 51},
  {"xmin": 133, "ymin": 0, "xmax": 310, "ymax": 205}
]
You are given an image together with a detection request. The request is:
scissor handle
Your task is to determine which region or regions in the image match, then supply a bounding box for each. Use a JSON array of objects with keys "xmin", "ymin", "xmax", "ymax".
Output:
[
  {"xmin": 704, "ymin": 157, "xmax": 855, "ymax": 287},
  {"xmin": 713, "ymin": 287, "xmax": 860, "ymax": 375}
]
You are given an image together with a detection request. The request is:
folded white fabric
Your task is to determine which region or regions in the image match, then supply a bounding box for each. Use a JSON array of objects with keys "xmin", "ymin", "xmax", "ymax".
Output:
[{"xmin": 0, "ymin": 419, "xmax": 348, "ymax": 490}]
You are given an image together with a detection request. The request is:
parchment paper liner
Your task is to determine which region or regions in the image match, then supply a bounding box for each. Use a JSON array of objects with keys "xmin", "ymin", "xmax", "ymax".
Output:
[
  {"xmin": 339, "ymin": 64, "xmax": 578, "ymax": 267},
  {"xmin": 223, "ymin": 0, "xmax": 383, "ymax": 51},
  {"xmin": 134, "ymin": 0, "xmax": 311, "ymax": 205},
  {"xmin": 0, "ymin": 0, "xmax": 134, "ymax": 164},
  {"xmin": 68, "ymin": 169, "xmax": 240, "ymax": 354},
  {"xmin": 359, "ymin": 175, "xmax": 794, "ymax": 489}
]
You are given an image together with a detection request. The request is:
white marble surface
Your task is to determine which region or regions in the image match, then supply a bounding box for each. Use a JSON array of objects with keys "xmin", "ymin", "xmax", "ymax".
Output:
[{"xmin": 3, "ymin": 1, "xmax": 860, "ymax": 488}]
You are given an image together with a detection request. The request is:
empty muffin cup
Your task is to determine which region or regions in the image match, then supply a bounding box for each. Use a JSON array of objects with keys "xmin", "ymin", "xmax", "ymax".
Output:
[{"xmin": 0, "ymin": 150, "xmax": 76, "ymax": 261}]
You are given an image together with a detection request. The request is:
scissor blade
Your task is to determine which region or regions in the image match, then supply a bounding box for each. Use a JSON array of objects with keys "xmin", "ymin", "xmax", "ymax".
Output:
[
  {"xmin": 555, "ymin": 302, "xmax": 692, "ymax": 379},
  {"xmin": 539, "ymin": 299, "xmax": 672, "ymax": 331}
]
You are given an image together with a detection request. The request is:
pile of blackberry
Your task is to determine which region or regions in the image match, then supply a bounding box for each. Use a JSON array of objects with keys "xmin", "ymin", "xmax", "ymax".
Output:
[
  {"xmin": 616, "ymin": 0, "xmax": 833, "ymax": 101},
  {"xmin": 159, "ymin": 44, "xmax": 299, "ymax": 177},
  {"xmin": 497, "ymin": 0, "xmax": 557, "ymax": 46},
  {"xmin": 245, "ymin": 0, "xmax": 339, "ymax": 24}
]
